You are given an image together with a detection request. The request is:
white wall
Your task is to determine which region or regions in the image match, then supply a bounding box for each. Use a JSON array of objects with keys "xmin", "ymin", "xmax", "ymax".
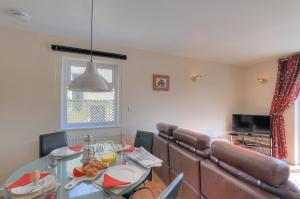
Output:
[
  {"xmin": 0, "ymin": 27, "xmax": 242, "ymax": 184},
  {"xmin": 239, "ymin": 60, "xmax": 299, "ymax": 164}
]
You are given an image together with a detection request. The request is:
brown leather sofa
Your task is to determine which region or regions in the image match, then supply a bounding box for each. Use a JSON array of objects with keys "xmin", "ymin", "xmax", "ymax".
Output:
[
  {"xmin": 153, "ymin": 123, "xmax": 178, "ymax": 184},
  {"xmin": 153, "ymin": 123, "xmax": 300, "ymax": 199}
]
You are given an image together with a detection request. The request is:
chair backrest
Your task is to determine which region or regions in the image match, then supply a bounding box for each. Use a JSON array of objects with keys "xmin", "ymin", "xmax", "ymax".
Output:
[
  {"xmin": 134, "ymin": 130, "xmax": 154, "ymax": 153},
  {"xmin": 159, "ymin": 173, "xmax": 184, "ymax": 199},
  {"xmin": 39, "ymin": 131, "xmax": 68, "ymax": 158}
]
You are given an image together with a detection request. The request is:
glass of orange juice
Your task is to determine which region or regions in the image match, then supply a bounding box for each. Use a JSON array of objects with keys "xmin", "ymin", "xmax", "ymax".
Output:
[
  {"xmin": 100, "ymin": 151, "xmax": 117, "ymax": 164},
  {"xmin": 100, "ymin": 141, "xmax": 117, "ymax": 166}
]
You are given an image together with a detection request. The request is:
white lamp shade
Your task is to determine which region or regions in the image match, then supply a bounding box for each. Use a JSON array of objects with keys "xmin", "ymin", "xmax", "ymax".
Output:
[{"xmin": 68, "ymin": 62, "xmax": 112, "ymax": 92}]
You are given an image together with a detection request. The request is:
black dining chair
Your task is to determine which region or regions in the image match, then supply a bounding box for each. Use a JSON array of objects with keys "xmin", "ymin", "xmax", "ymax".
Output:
[
  {"xmin": 122, "ymin": 130, "xmax": 154, "ymax": 199},
  {"xmin": 159, "ymin": 173, "xmax": 184, "ymax": 199},
  {"xmin": 134, "ymin": 130, "xmax": 154, "ymax": 181},
  {"xmin": 134, "ymin": 130, "xmax": 154, "ymax": 153},
  {"xmin": 39, "ymin": 131, "xmax": 68, "ymax": 158}
]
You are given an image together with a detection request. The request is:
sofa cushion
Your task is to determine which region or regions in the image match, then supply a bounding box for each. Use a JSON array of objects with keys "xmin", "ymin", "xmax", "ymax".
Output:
[
  {"xmin": 153, "ymin": 135, "xmax": 170, "ymax": 164},
  {"xmin": 158, "ymin": 132, "xmax": 174, "ymax": 140},
  {"xmin": 196, "ymin": 148, "xmax": 210, "ymax": 159},
  {"xmin": 211, "ymin": 141, "xmax": 289, "ymax": 187},
  {"xmin": 157, "ymin": 123, "xmax": 178, "ymax": 136},
  {"xmin": 173, "ymin": 128, "xmax": 210, "ymax": 150},
  {"xmin": 201, "ymin": 160, "xmax": 280, "ymax": 199},
  {"xmin": 210, "ymin": 155, "xmax": 300, "ymax": 199},
  {"xmin": 169, "ymin": 142, "xmax": 202, "ymax": 193}
]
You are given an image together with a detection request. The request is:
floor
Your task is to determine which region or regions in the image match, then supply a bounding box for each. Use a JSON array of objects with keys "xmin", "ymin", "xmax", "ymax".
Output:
[{"xmin": 289, "ymin": 165, "xmax": 300, "ymax": 188}]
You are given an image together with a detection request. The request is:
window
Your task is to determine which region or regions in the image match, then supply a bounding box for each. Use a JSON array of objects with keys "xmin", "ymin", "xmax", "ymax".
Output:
[{"xmin": 62, "ymin": 57, "xmax": 120, "ymax": 129}]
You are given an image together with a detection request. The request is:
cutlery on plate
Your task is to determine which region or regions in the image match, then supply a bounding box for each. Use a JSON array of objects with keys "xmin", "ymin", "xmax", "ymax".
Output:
[{"xmin": 93, "ymin": 183, "xmax": 112, "ymax": 197}]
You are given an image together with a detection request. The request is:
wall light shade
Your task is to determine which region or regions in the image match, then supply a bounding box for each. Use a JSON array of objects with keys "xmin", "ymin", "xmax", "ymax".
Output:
[
  {"xmin": 68, "ymin": 62, "xmax": 112, "ymax": 92},
  {"xmin": 257, "ymin": 77, "xmax": 268, "ymax": 84},
  {"xmin": 191, "ymin": 74, "xmax": 202, "ymax": 82},
  {"xmin": 6, "ymin": 9, "xmax": 31, "ymax": 22}
]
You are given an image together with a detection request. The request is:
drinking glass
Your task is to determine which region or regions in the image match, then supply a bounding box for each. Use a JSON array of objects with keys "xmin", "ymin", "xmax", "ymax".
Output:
[
  {"xmin": 31, "ymin": 170, "xmax": 45, "ymax": 198},
  {"xmin": 104, "ymin": 141, "xmax": 115, "ymax": 151},
  {"xmin": 95, "ymin": 140, "xmax": 104, "ymax": 158},
  {"xmin": 47, "ymin": 155, "xmax": 57, "ymax": 169},
  {"xmin": 44, "ymin": 155, "xmax": 59, "ymax": 199},
  {"xmin": 100, "ymin": 141, "xmax": 117, "ymax": 166}
]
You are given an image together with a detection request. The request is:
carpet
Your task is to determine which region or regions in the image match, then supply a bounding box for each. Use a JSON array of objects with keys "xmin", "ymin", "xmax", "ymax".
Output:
[{"xmin": 289, "ymin": 172, "xmax": 300, "ymax": 188}]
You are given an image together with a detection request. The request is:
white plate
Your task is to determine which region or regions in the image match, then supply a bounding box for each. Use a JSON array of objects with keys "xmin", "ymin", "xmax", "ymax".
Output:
[
  {"xmin": 10, "ymin": 174, "xmax": 55, "ymax": 195},
  {"xmin": 50, "ymin": 147, "xmax": 81, "ymax": 157},
  {"xmin": 97, "ymin": 165, "xmax": 144, "ymax": 188}
]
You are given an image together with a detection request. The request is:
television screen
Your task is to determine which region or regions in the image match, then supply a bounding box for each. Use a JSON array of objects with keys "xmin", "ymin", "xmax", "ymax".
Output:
[{"xmin": 232, "ymin": 114, "xmax": 271, "ymax": 134}]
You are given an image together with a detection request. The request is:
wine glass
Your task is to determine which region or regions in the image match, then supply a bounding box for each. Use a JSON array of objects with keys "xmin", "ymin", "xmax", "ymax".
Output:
[{"xmin": 31, "ymin": 170, "xmax": 45, "ymax": 197}]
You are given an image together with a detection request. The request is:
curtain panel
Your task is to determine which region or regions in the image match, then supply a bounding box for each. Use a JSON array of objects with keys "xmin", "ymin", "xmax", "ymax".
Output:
[{"xmin": 270, "ymin": 54, "xmax": 300, "ymax": 159}]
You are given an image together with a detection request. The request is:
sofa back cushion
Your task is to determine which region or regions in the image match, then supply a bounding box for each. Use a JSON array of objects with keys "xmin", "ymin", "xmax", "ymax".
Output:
[
  {"xmin": 201, "ymin": 160, "xmax": 280, "ymax": 199},
  {"xmin": 174, "ymin": 128, "xmax": 210, "ymax": 151},
  {"xmin": 210, "ymin": 155, "xmax": 300, "ymax": 199},
  {"xmin": 157, "ymin": 123, "xmax": 178, "ymax": 139},
  {"xmin": 211, "ymin": 141, "xmax": 289, "ymax": 187},
  {"xmin": 169, "ymin": 142, "xmax": 202, "ymax": 194},
  {"xmin": 153, "ymin": 134, "xmax": 170, "ymax": 164}
]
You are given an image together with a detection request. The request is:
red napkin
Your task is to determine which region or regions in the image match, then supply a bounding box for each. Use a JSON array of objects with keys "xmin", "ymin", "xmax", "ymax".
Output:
[
  {"xmin": 68, "ymin": 145, "xmax": 83, "ymax": 152},
  {"xmin": 122, "ymin": 146, "xmax": 136, "ymax": 152},
  {"xmin": 102, "ymin": 174, "xmax": 131, "ymax": 188},
  {"xmin": 7, "ymin": 172, "xmax": 50, "ymax": 190}
]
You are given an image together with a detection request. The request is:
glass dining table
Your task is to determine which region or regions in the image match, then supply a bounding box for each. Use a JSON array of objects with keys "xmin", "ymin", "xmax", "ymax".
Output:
[{"xmin": 4, "ymin": 153, "xmax": 150, "ymax": 199}]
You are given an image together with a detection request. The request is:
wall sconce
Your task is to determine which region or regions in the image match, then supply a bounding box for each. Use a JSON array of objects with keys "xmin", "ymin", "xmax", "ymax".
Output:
[
  {"xmin": 191, "ymin": 74, "xmax": 202, "ymax": 82},
  {"xmin": 257, "ymin": 77, "xmax": 268, "ymax": 84}
]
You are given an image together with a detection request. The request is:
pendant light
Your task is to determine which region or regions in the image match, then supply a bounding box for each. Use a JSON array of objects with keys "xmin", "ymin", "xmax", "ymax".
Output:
[{"xmin": 68, "ymin": 0, "xmax": 111, "ymax": 92}]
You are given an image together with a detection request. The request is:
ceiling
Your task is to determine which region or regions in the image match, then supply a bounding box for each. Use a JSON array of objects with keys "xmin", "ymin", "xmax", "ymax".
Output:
[{"xmin": 1, "ymin": 0, "xmax": 300, "ymax": 66}]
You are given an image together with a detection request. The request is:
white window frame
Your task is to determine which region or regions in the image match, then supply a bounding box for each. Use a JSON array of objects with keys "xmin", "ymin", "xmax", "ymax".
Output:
[{"xmin": 61, "ymin": 57, "xmax": 120, "ymax": 130}]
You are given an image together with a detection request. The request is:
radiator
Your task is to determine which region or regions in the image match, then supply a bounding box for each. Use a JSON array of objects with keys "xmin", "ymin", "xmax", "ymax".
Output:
[{"xmin": 67, "ymin": 134, "xmax": 121, "ymax": 146}]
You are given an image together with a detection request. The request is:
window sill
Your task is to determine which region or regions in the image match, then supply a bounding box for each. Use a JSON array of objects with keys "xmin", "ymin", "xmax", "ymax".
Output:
[{"xmin": 63, "ymin": 124, "xmax": 120, "ymax": 131}]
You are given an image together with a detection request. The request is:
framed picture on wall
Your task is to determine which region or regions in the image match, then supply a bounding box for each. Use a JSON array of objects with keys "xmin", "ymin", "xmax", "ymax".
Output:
[{"xmin": 153, "ymin": 74, "xmax": 170, "ymax": 91}]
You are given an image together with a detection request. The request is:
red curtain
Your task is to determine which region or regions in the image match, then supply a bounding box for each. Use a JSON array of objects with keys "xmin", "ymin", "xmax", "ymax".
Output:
[{"xmin": 270, "ymin": 54, "xmax": 300, "ymax": 159}]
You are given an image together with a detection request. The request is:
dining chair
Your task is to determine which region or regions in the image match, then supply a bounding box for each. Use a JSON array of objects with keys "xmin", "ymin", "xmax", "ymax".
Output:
[
  {"xmin": 122, "ymin": 130, "xmax": 154, "ymax": 199},
  {"xmin": 134, "ymin": 130, "xmax": 154, "ymax": 153},
  {"xmin": 134, "ymin": 130, "xmax": 154, "ymax": 182},
  {"xmin": 39, "ymin": 131, "xmax": 68, "ymax": 158},
  {"xmin": 158, "ymin": 173, "xmax": 184, "ymax": 199}
]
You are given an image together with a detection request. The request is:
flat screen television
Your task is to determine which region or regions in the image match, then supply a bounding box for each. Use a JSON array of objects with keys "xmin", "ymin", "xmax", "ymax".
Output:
[{"xmin": 232, "ymin": 114, "xmax": 271, "ymax": 134}]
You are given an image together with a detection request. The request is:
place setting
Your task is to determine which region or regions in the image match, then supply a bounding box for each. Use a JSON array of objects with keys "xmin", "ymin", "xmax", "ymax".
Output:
[
  {"xmin": 5, "ymin": 170, "xmax": 60, "ymax": 199},
  {"xmin": 49, "ymin": 145, "xmax": 83, "ymax": 159},
  {"xmin": 3, "ymin": 143, "xmax": 83, "ymax": 198}
]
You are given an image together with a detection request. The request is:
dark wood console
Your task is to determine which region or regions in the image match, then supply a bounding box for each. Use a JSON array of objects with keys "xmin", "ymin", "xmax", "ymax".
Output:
[{"xmin": 228, "ymin": 132, "xmax": 272, "ymax": 156}]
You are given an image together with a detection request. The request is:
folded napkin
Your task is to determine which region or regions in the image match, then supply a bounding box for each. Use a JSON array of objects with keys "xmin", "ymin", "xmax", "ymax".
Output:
[
  {"xmin": 122, "ymin": 146, "xmax": 136, "ymax": 152},
  {"xmin": 7, "ymin": 172, "xmax": 50, "ymax": 190},
  {"xmin": 102, "ymin": 174, "xmax": 130, "ymax": 188},
  {"xmin": 10, "ymin": 181, "xmax": 59, "ymax": 199},
  {"xmin": 68, "ymin": 145, "xmax": 83, "ymax": 152}
]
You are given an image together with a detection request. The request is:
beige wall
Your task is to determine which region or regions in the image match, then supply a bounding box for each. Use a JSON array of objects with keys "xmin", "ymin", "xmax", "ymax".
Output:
[
  {"xmin": 239, "ymin": 60, "xmax": 299, "ymax": 164},
  {"xmin": 0, "ymin": 27, "xmax": 242, "ymax": 184}
]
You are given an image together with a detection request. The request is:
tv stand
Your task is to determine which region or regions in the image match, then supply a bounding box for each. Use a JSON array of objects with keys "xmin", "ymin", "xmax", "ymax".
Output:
[{"xmin": 228, "ymin": 132, "xmax": 272, "ymax": 156}]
